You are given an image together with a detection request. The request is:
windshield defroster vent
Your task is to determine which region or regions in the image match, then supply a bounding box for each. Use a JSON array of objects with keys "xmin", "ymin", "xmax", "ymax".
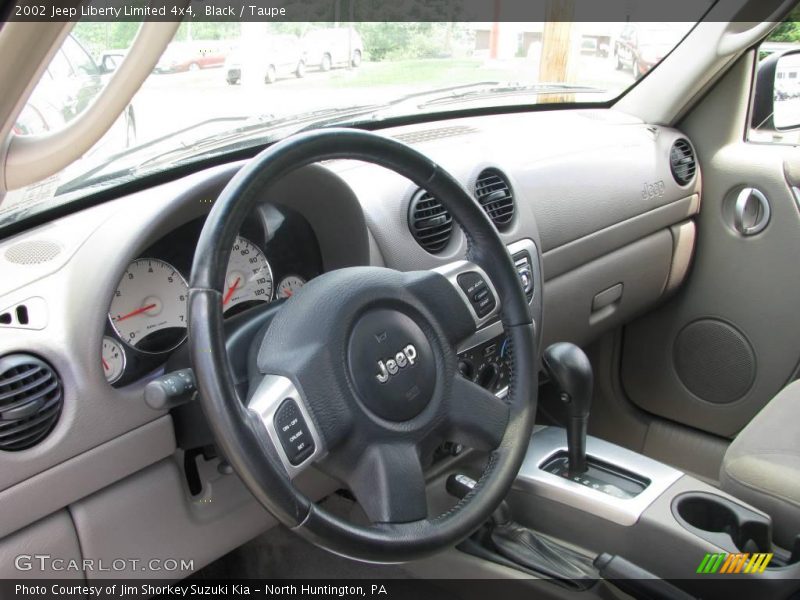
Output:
[
  {"xmin": 670, "ymin": 139, "xmax": 696, "ymax": 186},
  {"xmin": 408, "ymin": 189, "xmax": 453, "ymax": 254},
  {"xmin": 475, "ymin": 168, "xmax": 515, "ymax": 230},
  {"xmin": 0, "ymin": 354, "xmax": 62, "ymax": 451}
]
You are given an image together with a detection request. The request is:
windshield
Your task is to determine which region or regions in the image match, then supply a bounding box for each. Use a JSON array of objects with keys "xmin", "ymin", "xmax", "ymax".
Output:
[{"xmin": 1, "ymin": 19, "xmax": 698, "ymax": 229}]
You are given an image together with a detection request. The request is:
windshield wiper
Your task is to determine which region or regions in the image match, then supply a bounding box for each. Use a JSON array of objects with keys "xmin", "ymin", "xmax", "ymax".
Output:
[
  {"xmin": 416, "ymin": 82, "xmax": 607, "ymax": 108},
  {"xmin": 92, "ymin": 84, "xmax": 506, "ymax": 177},
  {"xmin": 57, "ymin": 107, "xmax": 382, "ymax": 194},
  {"xmin": 57, "ymin": 81, "xmax": 604, "ymax": 196}
]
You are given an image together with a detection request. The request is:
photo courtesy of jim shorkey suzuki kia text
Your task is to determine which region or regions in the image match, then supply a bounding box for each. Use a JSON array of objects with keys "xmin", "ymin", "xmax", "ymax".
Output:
[{"xmin": 14, "ymin": 584, "xmax": 389, "ymax": 597}]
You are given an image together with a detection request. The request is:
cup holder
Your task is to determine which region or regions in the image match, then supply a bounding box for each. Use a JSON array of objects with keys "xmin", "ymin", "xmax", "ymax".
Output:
[{"xmin": 672, "ymin": 492, "xmax": 772, "ymax": 554}]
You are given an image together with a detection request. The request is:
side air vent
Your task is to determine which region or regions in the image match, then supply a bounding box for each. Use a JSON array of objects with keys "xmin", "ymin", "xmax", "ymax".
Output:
[
  {"xmin": 475, "ymin": 168, "xmax": 515, "ymax": 230},
  {"xmin": 408, "ymin": 189, "xmax": 453, "ymax": 254},
  {"xmin": 0, "ymin": 354, "xmax": 62, "ymax": 451},
  {"xmin": 670, "ymin": 139, "xmax": 696, "ymax": 186}
]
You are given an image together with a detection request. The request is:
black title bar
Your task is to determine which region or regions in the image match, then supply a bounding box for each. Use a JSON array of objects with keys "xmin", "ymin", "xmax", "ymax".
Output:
[{"xmin": 2, "ymin": 0, "xmax": 793, "ymax": 23}]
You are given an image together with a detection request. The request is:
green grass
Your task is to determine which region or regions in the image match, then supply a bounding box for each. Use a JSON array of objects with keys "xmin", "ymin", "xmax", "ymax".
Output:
[{"xmin": 319, "ymin": 58, "xmax": 524, "ymax": 89}]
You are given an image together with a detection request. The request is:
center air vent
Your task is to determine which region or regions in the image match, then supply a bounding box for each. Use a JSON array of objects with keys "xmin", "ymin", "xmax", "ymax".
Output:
[
  {"xmin": 475, "ymin": 168, "xmax": 515, "ymax": 230},
  {"xmin": 670, "ymin": 139, "xmax": 696, "ymax": 186},
  {"xmin": 408, "ymin": 189, "xmax": 453, "ymax": 254},
  {"xmin": 0, "ymin": 354, "xmax": 62, "ymax": 451}
]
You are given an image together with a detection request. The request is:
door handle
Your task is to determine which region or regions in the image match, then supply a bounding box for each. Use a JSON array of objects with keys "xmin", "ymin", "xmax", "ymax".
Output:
[{"xmin": 734, "ymin": 187, "xmax": 770, "ymax": 236}]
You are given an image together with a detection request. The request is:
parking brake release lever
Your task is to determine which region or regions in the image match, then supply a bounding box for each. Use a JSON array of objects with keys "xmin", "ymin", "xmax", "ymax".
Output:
[{"xmin": 542, "ymin": 343, "xmax": 593, "ymax": 477}]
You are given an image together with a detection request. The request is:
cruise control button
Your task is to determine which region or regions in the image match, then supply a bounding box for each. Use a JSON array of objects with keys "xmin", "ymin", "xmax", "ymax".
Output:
[
  {"xmin": 273, "ymin": 398, "xmax": 315, "ymax": 466},
  {"xmin": 457, "ymin": 272, "xmax": 487, "ymax": 296},
  {"xmin": 476, "ymin": 295, "xmax": 496, "ymax": 317},
  {"xmin": 457, "ymin": 271, "xmax": 496, "ymax": 318}
]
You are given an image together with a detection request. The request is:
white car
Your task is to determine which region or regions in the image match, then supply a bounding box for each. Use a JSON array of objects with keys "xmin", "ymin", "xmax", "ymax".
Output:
[
  {"xmin": 225, "ymin": 35, "xmax": 305, "ymax": 85},
  {"xmin": 302, "ymin": 27, "xmax": 363, "ymax": 71}
]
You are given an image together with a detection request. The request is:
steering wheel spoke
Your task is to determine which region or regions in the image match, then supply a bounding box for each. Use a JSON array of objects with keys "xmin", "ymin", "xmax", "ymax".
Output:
[
  {"xmin": 345, "ymin": 443, "xmax": 428, "ymax": 524},
  {"xmin": 247, "ymin": 374, "xmax": 325, "ymax": 479},
  {"xmin": 444, "ymin": 375, "xmax": 510, "ymax": 451}
]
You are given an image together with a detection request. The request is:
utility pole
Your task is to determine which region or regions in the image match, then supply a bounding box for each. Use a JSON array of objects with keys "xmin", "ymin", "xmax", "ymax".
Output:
[
  {"xmin": 539, "ymin": 0, "xmax": 575, "ymax": 103},
  {"xmin": 488, "ymin": 0, "xmax": 501, "ymax": 60}
]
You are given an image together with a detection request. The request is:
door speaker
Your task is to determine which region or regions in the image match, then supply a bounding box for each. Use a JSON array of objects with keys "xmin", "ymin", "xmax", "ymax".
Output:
[{"xmin": 673, "ymin": 319, "xmax": 756, "ymax": 404}]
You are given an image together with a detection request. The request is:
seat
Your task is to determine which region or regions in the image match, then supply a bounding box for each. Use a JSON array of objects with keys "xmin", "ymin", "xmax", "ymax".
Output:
[{"xmin": 720, "ymin": 380, "xmax": 800, "ymax": 549}]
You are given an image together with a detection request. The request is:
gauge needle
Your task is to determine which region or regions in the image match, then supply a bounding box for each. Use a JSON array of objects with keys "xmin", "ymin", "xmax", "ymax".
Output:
[
  {"xmin": 115, "ymin": 303, "xmax": 157, "ymax": 322},
  {"xmin": 102, "ymin": 358, "xmax": 110, "ymax": 371},
  {"xmin": 223, "ymin": 277, "xmax": 241, "ymax": 306},
  {"xmin": 284, "ymin": 290, "xmax": 293, "ymax": 298}
]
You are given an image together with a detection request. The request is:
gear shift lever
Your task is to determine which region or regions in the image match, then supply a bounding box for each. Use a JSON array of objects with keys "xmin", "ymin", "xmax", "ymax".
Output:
[{"xmin": 542, "ymin": 343, "xmax": 593, "ymax": 476}]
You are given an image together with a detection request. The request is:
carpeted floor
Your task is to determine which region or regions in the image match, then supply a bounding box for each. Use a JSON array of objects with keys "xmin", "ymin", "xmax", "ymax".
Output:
[{"xmin": 190, "ymin": 494, "xmax": 411, "ymax": 580}]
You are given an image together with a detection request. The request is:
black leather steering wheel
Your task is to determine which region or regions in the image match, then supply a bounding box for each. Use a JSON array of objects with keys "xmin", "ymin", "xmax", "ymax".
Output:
[{"xmin": 189, "ymin": 128, "xmax": 537, "ymax": 562}]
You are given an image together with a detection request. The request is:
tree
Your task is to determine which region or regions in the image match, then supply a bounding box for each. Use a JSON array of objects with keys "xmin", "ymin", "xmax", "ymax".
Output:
[
  {"xmin": 72, "ymin": 22, "xmax": 139, "ymax": 56},
  {"xmin": 769, "ymin": 8, "xmax": 800, "ymax": 43}
]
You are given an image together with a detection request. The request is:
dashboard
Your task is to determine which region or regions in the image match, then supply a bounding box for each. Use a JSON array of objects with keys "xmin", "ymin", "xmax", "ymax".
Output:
[
  {"xmin": 0, "ymin": 108, "xmax": 701, "ymax": 578},
  {"xmin": 101, "ymin": 205, "xmax": 323, "ymax": 386}
]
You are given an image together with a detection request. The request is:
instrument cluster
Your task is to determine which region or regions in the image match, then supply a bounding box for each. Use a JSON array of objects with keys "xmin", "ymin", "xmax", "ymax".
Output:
[{"xmin": 102, "ymin": 204, "xmax": 322, "ymax": 386}]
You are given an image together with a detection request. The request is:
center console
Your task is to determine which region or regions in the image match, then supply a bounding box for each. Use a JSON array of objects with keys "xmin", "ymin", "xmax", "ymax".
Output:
[{"xmin": 444, "ymin": 341, "xmax": 800, "ymax": 599}]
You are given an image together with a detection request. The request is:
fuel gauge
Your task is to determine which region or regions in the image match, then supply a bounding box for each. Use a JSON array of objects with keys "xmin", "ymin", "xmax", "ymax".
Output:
[
  {"xmin": 102, "ymin": 336, "xmax": 126, "ymax": 384},
  {"xmin": 276, "ymin": 275, "xmax": 306, "ymax": 299}
]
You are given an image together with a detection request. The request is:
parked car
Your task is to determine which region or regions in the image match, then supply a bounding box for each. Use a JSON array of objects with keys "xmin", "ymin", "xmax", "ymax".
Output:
[
  {"xmin": 225, "ymin": 35, "xmax": 305, "ymax": 85},
  {"xmin": 14, "ymin": 34, "xmax": 136, "ymax": 151},
  {"xmin": 302, "ymin": 27, "xmax": 363, "ymax": 71},
  {"xmin": 614, "ymin": 23, "xmax": 684, "ymax": 79},
  {"xmin": 154, "ymin": 41, "xmax": 228, "ymax": 73}
]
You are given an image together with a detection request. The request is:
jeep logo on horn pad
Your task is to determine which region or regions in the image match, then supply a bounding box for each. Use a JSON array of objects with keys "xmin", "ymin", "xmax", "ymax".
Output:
[{"xmin": 375, "ymin": 344, "xmax": 418, "ymax": 383}]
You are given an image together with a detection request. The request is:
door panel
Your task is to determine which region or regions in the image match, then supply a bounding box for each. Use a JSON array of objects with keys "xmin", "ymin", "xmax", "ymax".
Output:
[{"xmin": 621, "ymin": 52, "xmax": 800, "ymax": 438}]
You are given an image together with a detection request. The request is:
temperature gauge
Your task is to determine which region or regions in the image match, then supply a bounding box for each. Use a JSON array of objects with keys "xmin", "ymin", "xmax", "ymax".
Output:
[
  {"xmin": 277, "ymin": 275, "xmax": 306, "ymax": 299},
  {"xmin": 102, "ymin": 336, "xmax": 126, "ymax": 384}
]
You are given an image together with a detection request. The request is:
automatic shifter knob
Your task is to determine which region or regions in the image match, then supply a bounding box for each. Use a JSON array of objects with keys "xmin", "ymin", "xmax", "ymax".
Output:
[{"xmin": 542, "ymin": 342, "xmax": 593, "ymax": 476}]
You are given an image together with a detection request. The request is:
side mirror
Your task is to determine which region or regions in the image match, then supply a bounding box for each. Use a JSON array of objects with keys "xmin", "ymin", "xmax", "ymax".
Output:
[
  {"xmin": 100, "ymin": 56, "xmax": 118, "ymax": 75},
  {"xmin": 752, "ymin": 48, "xmax": 800, "ymax": 131}
]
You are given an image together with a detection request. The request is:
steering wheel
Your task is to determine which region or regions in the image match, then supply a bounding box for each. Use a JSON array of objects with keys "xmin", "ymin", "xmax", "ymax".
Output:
[{"xmin": 189, "ymin": 128, "xmax": 537, "ymax": 562}]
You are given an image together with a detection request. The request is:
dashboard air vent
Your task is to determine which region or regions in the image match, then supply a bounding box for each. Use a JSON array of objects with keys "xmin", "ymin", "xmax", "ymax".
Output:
[
  {"xmin": 0, "ymin": 354, "xmax": 62, "ymax": 451},
  {"xmin": 408, "ymin": 189, "xmax": 453, "ymax": 254},
  {"xmin": 475, "ymin": 168, "xmax": 515, "ymax": 230},
  {"xmin": 670, "ymin": 139, "xmax": 696, "ymax": 186}
]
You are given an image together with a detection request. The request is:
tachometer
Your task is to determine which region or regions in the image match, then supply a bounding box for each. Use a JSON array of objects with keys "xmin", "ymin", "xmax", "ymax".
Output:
[
  {"xmin": 109, "ymin": 258, "xmax": 188, "ymax": 353},
  {"xmin": 222, "ymin": 236, "xmax": 273, "ymax": 314}
]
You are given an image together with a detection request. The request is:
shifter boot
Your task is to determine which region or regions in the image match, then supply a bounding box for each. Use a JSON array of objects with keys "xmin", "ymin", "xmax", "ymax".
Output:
[{"xmin": 490, "ymin": 522, "xmax": 597, "ymax": 585}]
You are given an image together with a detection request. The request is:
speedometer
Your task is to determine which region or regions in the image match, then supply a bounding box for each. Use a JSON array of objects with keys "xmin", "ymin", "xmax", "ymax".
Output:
[
  {"xmin": 222, "ymin": 236, "xmax": 273, "ymax": 314},
  {"xmin": 109, "ymin": 258, "xmax": 188, "ymax": 353}
]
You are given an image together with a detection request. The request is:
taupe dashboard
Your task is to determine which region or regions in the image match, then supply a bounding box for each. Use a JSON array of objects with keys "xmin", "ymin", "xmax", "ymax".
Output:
[{"xmin": 0, "ymin": 108, "xmax": 700, "ymax": 577}]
